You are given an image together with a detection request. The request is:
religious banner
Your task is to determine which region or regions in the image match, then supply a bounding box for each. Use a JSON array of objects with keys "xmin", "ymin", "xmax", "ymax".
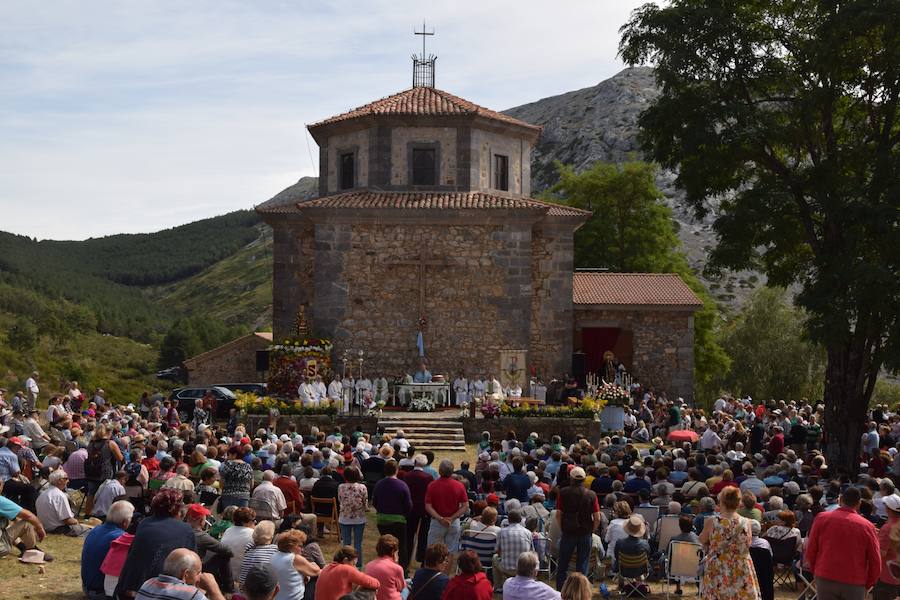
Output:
[{"xmin": 498, "ymin": 349, "xmax": 527, "ymax": 392}]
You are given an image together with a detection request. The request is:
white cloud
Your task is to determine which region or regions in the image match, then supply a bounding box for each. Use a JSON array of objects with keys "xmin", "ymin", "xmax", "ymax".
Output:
[{"xmin": 0, "ymin": 0, "xmax": 648, "ymax": 240}]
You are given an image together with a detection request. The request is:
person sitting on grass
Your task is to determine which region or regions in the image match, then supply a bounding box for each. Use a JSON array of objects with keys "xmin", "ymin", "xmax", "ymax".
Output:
[
  {"xmin": 315, "ymin": 545, "xmax": 381, "ymax": 600},
  {"xmin": 0, "ymin": 478, "xmax": 50, "ymax": 561}
]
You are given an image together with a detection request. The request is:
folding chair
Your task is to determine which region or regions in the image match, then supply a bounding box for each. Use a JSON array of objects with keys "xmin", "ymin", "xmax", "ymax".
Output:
[
  {"xmin": 616, "ymin": 549, "xmax": 651, "ymax": 598},
  {"xmin": 663, "ymin": 541, "xmax": 702, "ymax": 599},
  {"xmin": 656, "ymin": 515, "xmax": 681, "ymax": 552},
  {"xmin": 794, "ymin": 561, "xmax": 816, "ymax": 600},
  {"xmin": 310, "ymin": 496, "xmax": 339, "ymax": 538},
  {"xmin": 533, "ymin": 532, "xmax": 551, "ymax": 579},
  {"xmin": 635, "ymin": 506, "xmax": 660, "ymax": 538},
  {"xmin": 768, "ymin": 537, "xmax": 798, "ymax": 590}
]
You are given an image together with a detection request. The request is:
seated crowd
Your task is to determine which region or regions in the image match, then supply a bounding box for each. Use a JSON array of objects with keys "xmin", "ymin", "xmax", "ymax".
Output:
[{"xmin": 0, "ymin": 386, "xmax": 899, "ymax": 600}]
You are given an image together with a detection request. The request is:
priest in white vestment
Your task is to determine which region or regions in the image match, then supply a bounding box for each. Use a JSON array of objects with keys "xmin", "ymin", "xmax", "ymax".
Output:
[
  {"xmin": 355, "ymin": 377, "xmax": 373, "ymax": 409},
  {"xmin": 327, "ymin": 375, "xmax": 343, "ymax": 403},
  {"xmin": 485, "ymin": 376, "xmax": 505, "ymax": 401},
  {"xmin": 313, "ymin": 375, "xmax": 327, "ymax": 404},
  {"xmin": 297, "ymin": 380, "xmax": 315, "ymax": 405},
  {"xmin": 469, "ymin": 377, "xmax": 485, "ymax": 401},
  {"xmin": 453, "ymin": 374, "xmax": 469, "ymax": 406},
  {"xmin": 373, "ymin": 376, "xmax": 389, "ymax": 404},
  {"xmin": 507, "ymin": 384, "xmax": 523, "ymax": 398}
]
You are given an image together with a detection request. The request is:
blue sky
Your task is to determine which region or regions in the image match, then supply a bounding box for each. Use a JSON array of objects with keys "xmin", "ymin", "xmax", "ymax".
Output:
[{"xmin": 0, "ymin": 1, "xmax": 649, "ymax": 240}]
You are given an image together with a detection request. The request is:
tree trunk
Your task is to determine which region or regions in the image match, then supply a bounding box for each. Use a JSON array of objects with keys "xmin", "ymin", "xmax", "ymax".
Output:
[{"xmin": 821, "ymin": 342, "xmax": 878, "ymax": 477}]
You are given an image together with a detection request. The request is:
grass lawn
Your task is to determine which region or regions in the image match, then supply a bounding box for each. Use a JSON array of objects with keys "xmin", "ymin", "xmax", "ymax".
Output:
[{"xmin": 0, "ymin": 444, "xmax": 802, "ymax": 599}]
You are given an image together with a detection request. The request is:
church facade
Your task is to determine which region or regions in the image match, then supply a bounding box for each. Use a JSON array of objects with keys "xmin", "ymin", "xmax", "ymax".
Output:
[{"xmin": 258, "ymin": 78, "xmax": 702, "ymax": 399}]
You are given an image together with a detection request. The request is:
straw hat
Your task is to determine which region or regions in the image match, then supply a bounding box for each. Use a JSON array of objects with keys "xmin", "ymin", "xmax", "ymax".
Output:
[{"xmin": 624, "ymin": 515, "xmax": 646, "ymax": 538}]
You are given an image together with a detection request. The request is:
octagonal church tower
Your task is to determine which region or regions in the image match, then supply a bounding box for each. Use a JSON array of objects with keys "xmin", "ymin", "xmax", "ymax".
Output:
[{"xmin": 257, "ymin": 59, "xmax": 590, "ymax": 380}]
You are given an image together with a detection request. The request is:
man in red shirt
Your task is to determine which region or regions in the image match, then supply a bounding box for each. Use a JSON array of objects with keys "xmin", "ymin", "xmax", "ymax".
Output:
[
  {"xmin": 424, "ymin": 459, "xmax": 468, "ymax": 553},
  {"xmin": 806, "ymin": 486, "xmax": 880, "ymax": 599}
]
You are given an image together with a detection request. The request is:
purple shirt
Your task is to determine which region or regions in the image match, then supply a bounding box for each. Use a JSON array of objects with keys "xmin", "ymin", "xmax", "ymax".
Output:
[
  {"xmin": 372, "ymin": 477, "xmax": 412, "ymax": 516},
  {"xmin": 64, "ymin": 448, "xmax": 87, "ymax": 480}
]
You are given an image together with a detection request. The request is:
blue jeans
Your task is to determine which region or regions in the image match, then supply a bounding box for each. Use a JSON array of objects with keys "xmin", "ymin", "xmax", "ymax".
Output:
[
  {"xmin": 556, "ymin": 532, "xmax": 592, "ymax": 589},
  {"xmin": 340, "ymin": 522, "xmax": 366, "ymax": 566}
]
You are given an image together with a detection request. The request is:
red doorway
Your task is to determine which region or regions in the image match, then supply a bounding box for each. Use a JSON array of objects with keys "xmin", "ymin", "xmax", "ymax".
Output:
[{"xmin": 580, "ymin": 327, "xmax": 633, "ymax": 374}]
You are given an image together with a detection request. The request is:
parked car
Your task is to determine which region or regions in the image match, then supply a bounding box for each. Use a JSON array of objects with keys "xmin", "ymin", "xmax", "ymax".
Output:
[
  {"xmin": 214, "ymin": 383, "xmax": 267, "ymax": 396},
  {"xmin": 169, "ymin": 386, "xmax": 236, "ymax": 421}
]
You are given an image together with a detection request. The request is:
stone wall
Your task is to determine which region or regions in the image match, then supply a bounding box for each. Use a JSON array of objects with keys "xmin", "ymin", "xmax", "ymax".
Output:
[
  {"xmin": 185, "ymin": 335, "xmax": 270, "ymax": 386},
  {"xmin": 574, "ymin": 307, "xmax": 695, "ymax": 401},
  {"xmin": 390, "ymin": 127, "xmax": 458, "ymax": 187},
  {"xmin": 271, "ymin": 219, "xmax": 315, "ymax": 340},
  {"xmin": 530, "ymin": 222, "xmax": 576, "ymax": 377},
  {"xmin": 471, "ymin": 128, "xmax": 531, "ymax": 196},
  {"xmin": 462, "ymin": 416, "xmax": 602, "ymax": 445},
  {"xmin": 325, "ymin": 129, "xmax": 370, "ymax": 192},
  {"xmin": 312, "ymin": 220, "xmax": 536, "ymax": 379},
  {"xmin": 244, "ymin": 414, "xmax": 377, "ymax": 437}
]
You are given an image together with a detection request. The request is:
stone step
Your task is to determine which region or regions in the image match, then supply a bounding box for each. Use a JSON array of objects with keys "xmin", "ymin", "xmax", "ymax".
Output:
[{"xmin": 382, "ymin": 426, "xmax": 464, "ymax": 434}]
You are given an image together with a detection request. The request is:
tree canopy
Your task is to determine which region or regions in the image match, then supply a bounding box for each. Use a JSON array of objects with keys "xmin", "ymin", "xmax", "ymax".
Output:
[
  {"xmin": 620, "ymin": 0, "xmax": 900, "ymax": 473},
  {"xmin": 720, "ymin": 287, "xmax": 826, "ymax": 402},
  {"xmin": 549, "ymin": 160, "xmax": 730, "ymax": 401}
]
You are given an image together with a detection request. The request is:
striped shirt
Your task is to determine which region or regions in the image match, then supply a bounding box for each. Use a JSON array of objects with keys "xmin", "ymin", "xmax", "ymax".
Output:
[{"xmin": 239, "ymin": 544, "xmax": 278, "ymax": 587}]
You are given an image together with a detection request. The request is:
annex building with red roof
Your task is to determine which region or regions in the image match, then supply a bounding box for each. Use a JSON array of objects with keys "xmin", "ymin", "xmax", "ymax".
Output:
[{"xmin": 258, "ymin": 64, "xmax": 702, "ymax": 401}]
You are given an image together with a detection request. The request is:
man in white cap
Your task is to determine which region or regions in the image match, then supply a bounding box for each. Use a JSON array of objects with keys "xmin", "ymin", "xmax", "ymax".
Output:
[
  {"xmin": 554, "ymin": 466, "xmax": 600, "ymax": 589},
  {"xmin": 876, "ymin": 494, "xmax": 900, "ymax": 599}
]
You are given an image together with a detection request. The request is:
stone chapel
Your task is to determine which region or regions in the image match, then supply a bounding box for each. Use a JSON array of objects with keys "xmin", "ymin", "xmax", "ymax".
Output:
[{"xmin": 257, "ymin": 56, "xmax": 702, "ymax": 400}]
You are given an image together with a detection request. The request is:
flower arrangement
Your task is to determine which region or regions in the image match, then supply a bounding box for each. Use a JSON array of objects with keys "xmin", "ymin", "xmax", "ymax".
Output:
[
  {"xmin": 498, "ymin": 396, "xmax": 606, "ymax": 419},
  {"xmin": 267, "ymin": 337, "xmax": 333, "ymax": 397},
  {"xmin": 481, "ymin": 399, "xmax": 501, "ymax": 419},
  {"xmin": 235, "ymin": 391, "xmax": 337, "ymax": 416},
  {"xmin": 409, "ymin": 396, "xmax": 436, "ymax": 412},
  {"xmin": 597, "ymin": 382, "xmax": 630, "ymax": 406}
]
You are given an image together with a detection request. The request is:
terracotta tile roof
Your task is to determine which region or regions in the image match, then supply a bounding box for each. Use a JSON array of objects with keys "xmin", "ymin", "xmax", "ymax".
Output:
[
  {"xmin": 284, "ymin": 191, "xmax": 591, "ymax": 216},
  {"xmin": 309, "ymin": 86, "xmax": 541, "ymax": 133},
  {"xmin": 573, "ymin": 272, "xmax": 703, "ymax": 307}
]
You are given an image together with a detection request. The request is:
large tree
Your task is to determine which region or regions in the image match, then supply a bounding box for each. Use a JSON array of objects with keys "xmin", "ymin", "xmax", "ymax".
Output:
[
  {"xmin": 620, "ymin": 0, "xmax": 900, "ymax": 474},
  {"xmin": 550, "ymin": 160, "xmax": 730, "ymax": 401}
]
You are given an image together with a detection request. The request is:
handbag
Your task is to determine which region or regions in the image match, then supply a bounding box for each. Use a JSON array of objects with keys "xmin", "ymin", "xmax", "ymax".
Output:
[{"xmin": 409, "ymin": 571, "xmax": 444, "ymax": 600}]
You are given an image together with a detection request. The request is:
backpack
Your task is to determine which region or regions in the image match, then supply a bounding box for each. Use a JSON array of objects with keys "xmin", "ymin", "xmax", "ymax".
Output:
[
  {"xmin": 84, "ymin": 440, "xmax": 106, "ymax": 481},
  {"xmin": 125, "ymin": 461, "xmax": 143, "ymax": 487}
]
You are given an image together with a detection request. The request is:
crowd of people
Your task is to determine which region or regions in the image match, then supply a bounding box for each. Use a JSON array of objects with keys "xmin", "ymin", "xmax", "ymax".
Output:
[{"xmin": 0, "ymin": 382, "xmax": 899, "ymax": 600}]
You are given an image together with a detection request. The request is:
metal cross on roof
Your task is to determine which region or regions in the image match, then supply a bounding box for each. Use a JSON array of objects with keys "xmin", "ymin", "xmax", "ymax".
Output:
[
  {"xmin": 414, "ymin": 19, "xmax": 434, "ymax": 58},
  {"xmin": 412, "ymin": 20, "xmax": 437, "ymax": 88}
]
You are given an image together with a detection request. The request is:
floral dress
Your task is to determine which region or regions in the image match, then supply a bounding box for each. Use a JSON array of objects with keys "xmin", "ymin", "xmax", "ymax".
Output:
[{"xmin": 702, "ymin": 514, "xmax": 760, "ymax": 600}]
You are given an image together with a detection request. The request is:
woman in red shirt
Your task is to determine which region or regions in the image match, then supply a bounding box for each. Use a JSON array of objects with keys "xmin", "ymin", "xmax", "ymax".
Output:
[{"xmin": 441, "ymin": 550, "xmax": 493, "ymax": 600}]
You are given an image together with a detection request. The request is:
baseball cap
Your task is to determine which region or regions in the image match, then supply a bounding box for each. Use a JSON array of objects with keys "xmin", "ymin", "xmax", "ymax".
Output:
[
  {"xmin": 185, "ymin": 504, "xmax": 211, "ymax": 520},
  {"xmin": 570, "ymin": 467, "xmax": 586, "ymax": 480},
  {"xmin": 486, "ymin": 493, "xmax": 500, "ymax": 505},
  {"xmin": 7, "ymin": 437, "xmax": 25, "ymax": 447},
  {"xmin": 244, "ymin": 565, "xmax": 278, "ymax": 597},
  {"xmin": 884, "ymin": 495, "xmax": 900, "ymax": 513}
]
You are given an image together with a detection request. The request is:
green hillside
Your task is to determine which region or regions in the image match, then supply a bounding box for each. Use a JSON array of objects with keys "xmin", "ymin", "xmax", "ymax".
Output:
[
  {"xmin": 0, "ymin": 209, "xmax": 276, "ymax": 402},
  {"xmin": 150, "ymin": 223, "xmax": 273, "ymax": 329}
]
